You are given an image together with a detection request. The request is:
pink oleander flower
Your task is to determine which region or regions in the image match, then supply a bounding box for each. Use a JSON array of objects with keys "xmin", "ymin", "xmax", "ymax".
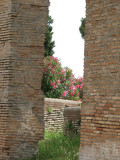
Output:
[
  {"xmin": 52, "ymin": 69, "xmax": 55, "ymax": 73},
  {"xmin": 80, "ymin": 86, "xmax": 82, "ymax": 90},
  {"xmin": 43, "ymin": 68, "xmax": 47, "ymax": 73},
  {"xmin": 50, "ymin": 81, "xmax": 57, "ymax": 89},
  {"xmin": 53, "ymin": 85, "xmax": 56, "ymax": 89},
  {"xmin": 77, "ymin": 77, "xmax": 83, "ymax": 83},
  {"xmin": 70, "ymin": 86, "xmax": 76, "ymax": 90},
  {"xmin": 62, "ymin": 69, "xmax": 65, "ymax": 74},
  {"xmin": 50, "ymin": 80, "xmax": 55, "ymax": 86},
  {"xmin": 57, "ymin": 80, "xmax": 60, "ymax": 85},
  {"xmin": 78, "ymin": 99, "xmax": 82, "ymax": 103},
  {"xmin": 72, "ymin": 74, "xmax": 75, "ymax": 78},
  {"xmin": 61, "ymin": 91, "xmax": 68, "ymax": 98},
  {"xmin": 70, "ymin": 89, "xmax": 75, "ymax": 96},
  {"xmin": 77, "ymin": 85, "xmax": 80, "ymax": 88},
  {"xmin": 49, "ymin": 56, "xmax": 53, "ymax": 59},
  {"xmin": 70, "ymin": 81, "xmax": 74, "ymax": 86}
]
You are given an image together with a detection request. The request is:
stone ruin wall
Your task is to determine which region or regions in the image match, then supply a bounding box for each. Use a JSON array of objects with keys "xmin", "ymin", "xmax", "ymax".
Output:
[
  {"xmin": 0, "ymin": 0, "xmax": 49, "ymax": 159},
  {"xmin": 79, "ymin": 0, "xmax": 120, "ymax": 160},
  {"xmin": 44, "ymin": 98, "xmax": 79, "ymax": 131},
  {"xmin": 64, "ymin": 106, "xmax": 81, "ymax": 137}
]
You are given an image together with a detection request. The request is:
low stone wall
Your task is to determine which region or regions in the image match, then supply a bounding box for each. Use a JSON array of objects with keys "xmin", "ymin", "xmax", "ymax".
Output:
[
  {"xmin": 44, "ymin": 98, "xmax": 79, "ymax": 131},
  {"xmin": 64, "ymin": 107, "xmax": 81, "ymax": 137}
]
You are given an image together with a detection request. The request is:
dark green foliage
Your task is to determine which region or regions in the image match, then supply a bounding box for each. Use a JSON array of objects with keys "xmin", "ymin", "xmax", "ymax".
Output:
[
  {"xmin": 65, "ymin": 120, "xmax": 74, "ymax": 129},
  {"xmin": 44, "ymin": 15, "xmax": 55, "ymax": 57},
  {"xmin": 79, "ymin": 17, "xmax": 86, "ymax": 39},
  {"xmin": 42, "ymin": 15, "xmax": 55, "ymax": 96}
]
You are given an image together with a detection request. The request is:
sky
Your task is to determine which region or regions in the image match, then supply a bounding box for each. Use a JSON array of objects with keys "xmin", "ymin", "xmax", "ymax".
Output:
[{"xmin": 49, "ymin": 0, "xmax": 86, "ymax": 78}]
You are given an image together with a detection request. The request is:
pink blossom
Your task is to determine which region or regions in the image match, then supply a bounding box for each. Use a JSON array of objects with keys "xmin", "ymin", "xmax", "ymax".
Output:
[
  {"xmin": 53, "ymin": 85, "xmax": 56, "ymax": 89},
  {"xmin": 57, "ymin": 80, "xmax": 60, "ymax": 85},
  {"xmin": 77, "ymin": 77, "xmax": 83, "ymax": 83},
  {"xmin": 77, "ymin": 85, "xmax": 80, "ymax": 88},
  {"xmin": 70, "ymin": 86, "xmax": 76, "ymax": 90},
  {"xmin": 43, "ymin": 68, "xmax": 47, "ymax": 73},
  {"xmin": 72, "ymin": 74, "xmax": 75, "ymax": 78},
  {"xmin": 52, "ymin": 69, "xmax": 55, "ymax": 73},
  {"xmin": 50, "ymin": 81, "xmax": 55, "ymax": 86},
  {"xmin": 70, "ymin": 81, "xmax": 74, "ymax": 86},
  {"xmin": 61, "ymin": 91, "xmax": 68, "ymax": 98},
  {"xmin": 70, "ymin": 89, "xmax": 75, "ymax": 96},
  {"xmin": 46, "ymin": 62, "xmax": 49, "ymax": 67},
  {"xmin": 50, "ymin": 81, "xmax": 57, "ymax": 89},
  {"xmin": 80, "ymin": 86, "xmax": 82, "ymax": 90},
  {"xmin": 62, "ymin": 69, "xmax": 65, "ymax": 74},
  {"xmin": 78, "ymin": 99, "xmax": 82, "ymax": 103}
]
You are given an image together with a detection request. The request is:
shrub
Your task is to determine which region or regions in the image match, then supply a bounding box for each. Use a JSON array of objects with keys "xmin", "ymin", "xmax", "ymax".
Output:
[{"xmin": 41, "ymin": 56, "xmax": 83, "ymax": 102}]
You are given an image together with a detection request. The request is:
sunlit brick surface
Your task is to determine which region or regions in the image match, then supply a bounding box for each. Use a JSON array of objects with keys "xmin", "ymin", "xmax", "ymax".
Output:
[{"xmin": 79, "ymin": 0, "xmax": 120, "ymax": 159}]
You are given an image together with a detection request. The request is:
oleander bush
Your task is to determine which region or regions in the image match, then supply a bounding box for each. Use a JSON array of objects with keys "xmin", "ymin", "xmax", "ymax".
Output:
[{"xmin": 41, "ymin": 56, "xmax": 83, "ymax": 102}]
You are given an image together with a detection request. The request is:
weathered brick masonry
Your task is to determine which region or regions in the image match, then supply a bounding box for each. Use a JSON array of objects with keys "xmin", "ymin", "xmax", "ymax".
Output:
[
  {"xmin": 0, "ymin": 0, "xmax": 49, "ymax": 159},
  {"xmin": 79, "ymin": 0, "xmax": 120, "ymax": 159},
  {"xmin": 64, "ymin": 106, "xmax": 81, "ymax": 136},
  {"xmin": 44, "ymin": 98, "xmax": 79, "ymax": 131}
]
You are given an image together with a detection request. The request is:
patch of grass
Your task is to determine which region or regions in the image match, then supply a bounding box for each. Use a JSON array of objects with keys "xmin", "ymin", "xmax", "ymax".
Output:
[{"xmin": 31, "ymin": 130, "xmax": 80, "ymax": 160}]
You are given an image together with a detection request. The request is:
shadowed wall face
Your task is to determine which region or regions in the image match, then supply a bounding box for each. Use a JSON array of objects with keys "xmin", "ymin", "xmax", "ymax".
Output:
[
  {"xmin": 79, "ymin": 0, "xmax": 120, "ymax": 160},
  {"xmin": 0, "ymin": 0, "xmax": 49, "ymax": 159}
]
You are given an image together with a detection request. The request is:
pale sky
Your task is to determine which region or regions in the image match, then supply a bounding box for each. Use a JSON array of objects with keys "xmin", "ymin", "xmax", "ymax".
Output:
[{"xmin": 49, "ymin": 0, "xmax": 86, "ymax": 78}]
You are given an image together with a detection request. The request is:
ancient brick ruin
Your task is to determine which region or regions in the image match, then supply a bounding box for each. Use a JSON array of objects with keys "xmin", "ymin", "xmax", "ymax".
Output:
[
  {"xmin": 0, "ymin": 0, "xmax": 49, "ymax": 159},
  {"xmin": 0, "ymin": 0, "xmax": 120, "ymax": 159},
  {"xmin": 64, "ymin": 106, "xmax": 81, "ymax": 137},
  {"xmin": 44, "ymin": 98, "xmax": 79, "ymax": 131},
  {"xmin": 79, "ymin": 0, "xmax": 120, "ymax": 159}
]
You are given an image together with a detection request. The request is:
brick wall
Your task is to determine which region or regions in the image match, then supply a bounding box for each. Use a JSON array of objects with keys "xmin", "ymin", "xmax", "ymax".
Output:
[
  {"xmin": 79, "ymin": 0, "xmax": 120, "ymax": 160},
  {"xmin": 44, "ymin": 98, "xmax": 79, "ymax": 131},
  {"xmin": 64, "ymin": 107, "xmax": 81, "ymax": 137},
  {"xmin": 0, "ymin": 0, "xmax": 49, "ymax": 159}
]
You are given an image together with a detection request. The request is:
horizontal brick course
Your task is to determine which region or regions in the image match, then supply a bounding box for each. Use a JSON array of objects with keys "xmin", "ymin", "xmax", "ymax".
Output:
[
  {"xmin": 64, "ymin": 106, "xmax": 81, "ymax": 136},
  {"xmin": 79, "ymin": 0, "xmax": 120, "ymax": 159},
  {"xmin": 0, "ymin": 0, "xmax": 48, "ymax": 159},
  {"xmin": 44, "ymin": 98, "xmax": 79, "ymax": 131}
]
